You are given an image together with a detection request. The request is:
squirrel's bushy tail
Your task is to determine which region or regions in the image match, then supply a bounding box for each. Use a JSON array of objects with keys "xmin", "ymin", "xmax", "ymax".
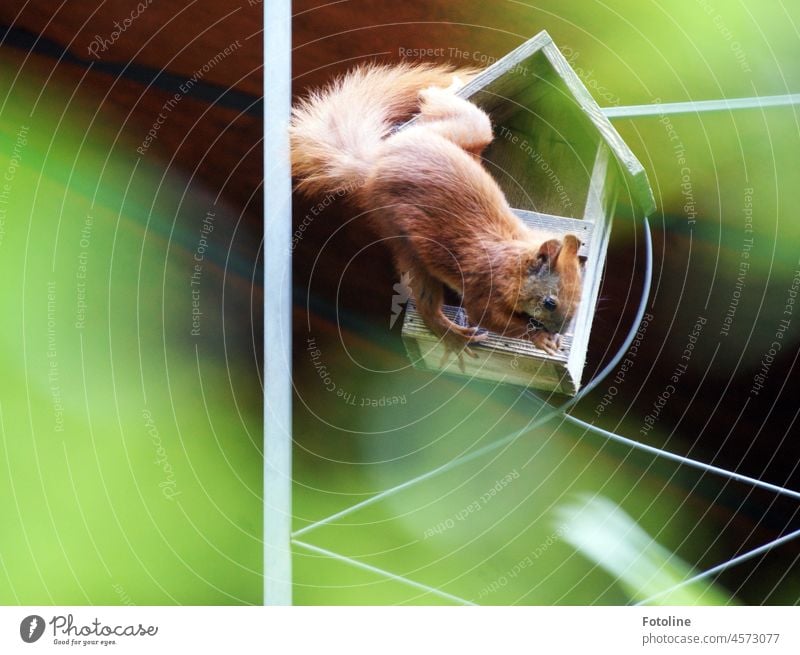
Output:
[{"xmin": 290, "ymin": 63, "xmax": 472, "ymax": 197}]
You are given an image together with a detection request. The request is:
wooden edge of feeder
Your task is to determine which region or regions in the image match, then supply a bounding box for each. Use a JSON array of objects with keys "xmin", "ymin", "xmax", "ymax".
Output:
[
  {"xmin": 566, "ymin": 144, "xmax": 616, "ymax": 387},
  {"xmin": 511, "ymin": 208, "xmax": 594, "ymax": 258},
  {"xmin": 455, "ymin": 30, "xmax": 553, "ymax": 102},
  {"xmin": 401, "ymin": 301, "xmax": 579, "ymax": 395},
  {"xmin": 398, "ymin": 31, "xmax": 553, "ymax": 133}
]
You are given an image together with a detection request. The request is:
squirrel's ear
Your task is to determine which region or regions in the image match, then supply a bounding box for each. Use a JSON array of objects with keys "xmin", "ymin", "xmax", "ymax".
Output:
[
  {"xmin": 536, "ymin": 239, "xmax": 561, "ymax": 263},
  {"xmin": 527, "ymin": 238, "xmax": 560, "ymax": 276},
  {"xmin": 561, "ymin": 234, "xmax": 581, "ymax": 256}
]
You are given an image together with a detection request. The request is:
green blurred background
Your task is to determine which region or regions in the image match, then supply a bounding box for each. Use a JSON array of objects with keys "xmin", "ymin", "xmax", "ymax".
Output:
[{"xmin": 0, "ymin": 3, "xmax": 263, "ymax": 604}]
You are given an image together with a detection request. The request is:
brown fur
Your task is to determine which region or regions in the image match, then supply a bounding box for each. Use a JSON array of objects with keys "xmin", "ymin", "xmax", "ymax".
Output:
[{"xmin": 290, "ymin": 63, "xmax": 583, "ymax": 359}]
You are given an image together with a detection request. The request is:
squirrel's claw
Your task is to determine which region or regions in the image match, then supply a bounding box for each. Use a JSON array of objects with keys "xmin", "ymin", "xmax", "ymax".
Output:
[
  {"xmin": 531, "ymin": 330, "xmax": 562, "ymax": 356},
  {"xmin": 450, "ymin": 323, "xmax": 488, "ymax": 341},
  {"xmin": 438, "ymin": 342, "xmax": 471, "ymax": 374},
  {"xmin": 437, "ymin": 326, "xmax": 487, "ymax": 373}
]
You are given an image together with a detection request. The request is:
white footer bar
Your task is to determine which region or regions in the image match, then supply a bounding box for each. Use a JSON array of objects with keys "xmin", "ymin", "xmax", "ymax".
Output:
[{"xmin": 1, "ymin": 606, "xmax": 798, "ymax": 654}]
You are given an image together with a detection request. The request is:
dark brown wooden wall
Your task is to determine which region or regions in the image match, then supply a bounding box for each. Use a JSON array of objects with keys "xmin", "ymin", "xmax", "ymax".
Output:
[{"xmin": 0, "ymin": 1, "xmax": 263, "ymax": 220}]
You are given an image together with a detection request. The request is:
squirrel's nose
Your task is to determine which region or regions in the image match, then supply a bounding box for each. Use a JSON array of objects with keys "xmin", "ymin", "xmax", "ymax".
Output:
[{"xmin": 543, "ymin": 295, "xmax": 558, "ymax": 311}]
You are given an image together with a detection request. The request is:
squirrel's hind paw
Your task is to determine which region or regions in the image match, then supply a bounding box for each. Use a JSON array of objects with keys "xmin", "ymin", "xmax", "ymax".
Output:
[
  {"xmin": 438, "ymin": 342, "xmax": 474, "ymax": 375},
  {"xmin": 438, "ymin": 328, "xmax": 487, "ymax": 374}
]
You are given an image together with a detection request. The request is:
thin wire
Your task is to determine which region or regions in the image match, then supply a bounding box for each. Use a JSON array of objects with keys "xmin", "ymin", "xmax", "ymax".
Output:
[
  {"xmin": 635, "ymin": 526, "xmax": 800, "ymax": 606},
  {"xmin": 563, "ymin": 414, "xmax": 800, "ymax": 502},
  {"xmin": 291, "ymin": 424, "xmax": 539, "ymax": 538},
  {"xmin": 602, "ymin": 93, "xmax": 800, "ymax": 120},
  {"xmin": 293, "ymin": 217, "xmax": 654, "ymax": 539},
  {"xmin": 292, "ymin": 539, "xmax": 477, "ymax": 605}
]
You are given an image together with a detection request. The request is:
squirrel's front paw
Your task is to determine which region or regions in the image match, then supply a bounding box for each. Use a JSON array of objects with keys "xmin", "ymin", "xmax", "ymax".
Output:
[{"xmin": 531, "ymin": 330, "xmax": 562, "ymax": 356}]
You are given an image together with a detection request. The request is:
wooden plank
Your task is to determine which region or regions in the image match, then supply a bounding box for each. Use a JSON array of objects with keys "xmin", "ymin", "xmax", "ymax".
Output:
[
  {"xmin": 511, "ymin": 208, "xmax": 593, "ymax": 258},
  {"xmin": 481, "ymin": 133, "xmax": 547, "ymax": 212},
  {"xmin": 455, "ymin": 31, "xmax": 553, "ymax": 117},
  {"xmin": 483, "ymin": 115, "xmax": 594, "ymax": 217},
  {"xmin": 484, "ymin": 79, "xmax": 599, "ymax": 217},
  {"xmin": 399, "ymin": 33, "xmax": 553, "ymax": 129},
  {"xmin": 566, "ymin": 143, "xmax": 616, "ymax": 390},
  {"xmin": 402, "ymin": 302, "xmax": 577, "ymax": 394},
  {"xmin": 401, "ymin": 325, "xmax": 427, "ymax": 370},
  {"xmin": 583, "ymin": 143, "xmax": 613, "ymax": 222},
  {"xmin": 513, "ymin": 66, "xmax": 603, "ymax": 214},
  {"xmin": 405, "ymin": 333, "xmax": 572, "ymax": 392}
]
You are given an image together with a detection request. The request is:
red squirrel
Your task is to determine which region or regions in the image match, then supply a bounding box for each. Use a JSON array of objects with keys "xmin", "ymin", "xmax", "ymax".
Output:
[{"xmin": 290, "ymin": 63, "xmax": 583, "ymax": 364}]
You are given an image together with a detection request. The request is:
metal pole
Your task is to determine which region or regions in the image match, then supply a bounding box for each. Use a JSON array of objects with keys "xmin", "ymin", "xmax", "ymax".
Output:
[
  {"xmin": 264, "ymin": 0, "xmax": 292, "ymax": 605},
  {"xmin": 602, "ymin": 93, "xmax": 800, "ymax": 119}
]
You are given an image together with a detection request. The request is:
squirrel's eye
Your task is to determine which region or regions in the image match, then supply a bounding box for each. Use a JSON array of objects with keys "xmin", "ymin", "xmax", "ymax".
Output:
[{"xmin": 543, "ymin": 295, "xmax": 558, "ymax": 311}]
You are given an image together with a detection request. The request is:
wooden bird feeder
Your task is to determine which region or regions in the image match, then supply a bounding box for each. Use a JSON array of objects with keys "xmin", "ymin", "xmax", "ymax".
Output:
[{"xmin": 401, "ymin": 30, "xmax": 656, "ymax": 395}]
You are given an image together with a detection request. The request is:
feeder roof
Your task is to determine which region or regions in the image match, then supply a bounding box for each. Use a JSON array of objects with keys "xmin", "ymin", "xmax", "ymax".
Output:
[{"xmin": 458, "ymin": 30, "xmax": 656, "ymax": 216}]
